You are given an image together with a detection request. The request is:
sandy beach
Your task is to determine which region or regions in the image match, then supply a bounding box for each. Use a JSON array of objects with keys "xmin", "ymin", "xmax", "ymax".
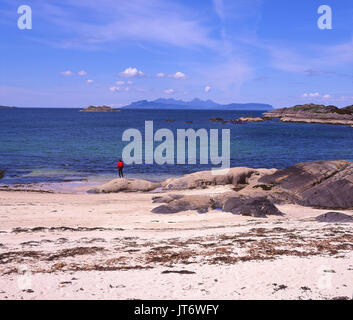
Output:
[{"xmin": 0, "ymin": 184, "xmax": 352, "ymax": 300}]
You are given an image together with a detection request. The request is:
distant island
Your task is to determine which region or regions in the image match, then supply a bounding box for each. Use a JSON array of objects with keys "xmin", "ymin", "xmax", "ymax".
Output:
[
  {"xmin": 122, "ymin": 98, "xmax": 273, "ymax": 110},
  {"xmin": 263, "ymin": 104, "xmax": 353, "ymax": 126},
  {"xmin": 80, "ymin": 105, "xmax": 121, "ymax": 112}
]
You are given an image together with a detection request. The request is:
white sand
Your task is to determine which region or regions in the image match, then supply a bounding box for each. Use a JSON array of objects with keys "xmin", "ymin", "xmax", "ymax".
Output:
[{"xmin": 0, "ymin": 187, "xmax": 352, "ymax": 300}]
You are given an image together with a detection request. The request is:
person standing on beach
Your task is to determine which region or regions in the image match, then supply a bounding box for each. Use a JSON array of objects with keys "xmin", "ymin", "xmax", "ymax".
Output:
[{"xmin": 117, "ymin": 159, "xmax": 124, "ymax": 178}]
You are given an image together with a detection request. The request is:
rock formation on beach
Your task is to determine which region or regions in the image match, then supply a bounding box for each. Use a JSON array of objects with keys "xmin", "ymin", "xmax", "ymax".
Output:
[
  {"xmin": 90, "ymin": 160, "xmax": 353, "ymax": 214},
  {"xmin": 80, "ymin": 105, "xmax": 120, "ymax": 112},
  {"xmin": 258, "ymin": 160, "xmax": 353, "ymax": 209},
  {"xmin": 315, "ymin": 212, "xmax": 353, "ymax": 223},
  {"xmin": 88, "ymin": 178, "xmax": 160, "ymax": 193},
  {"xmin": 222, "ymin": 196, "xmax": 284, "ymax": 217},
  {"xmin": 263, "ymin": 104, "xmax": 353, "ymax": 126},
  {"xmin": 151, "ymin": 192, "xmax": 283, "ymax": 217},
  {"xmin": 88, "ymin": 167, "xmax": 273, "ymax": 194},
  {"xmin": 162, "ymin": 167, "xmax": 275, "ymax": 190}
]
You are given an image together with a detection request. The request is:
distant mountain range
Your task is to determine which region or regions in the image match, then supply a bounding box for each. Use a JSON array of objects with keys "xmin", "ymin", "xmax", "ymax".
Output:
[{"xmin": 122, "ymin": 98, "xmax": 273, "ymax": 110}]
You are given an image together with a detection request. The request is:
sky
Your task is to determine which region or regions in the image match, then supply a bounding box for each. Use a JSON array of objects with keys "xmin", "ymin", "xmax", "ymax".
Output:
[{"xmin": 0, "ymin": 0, "xmax": 353, "ymax": 108}]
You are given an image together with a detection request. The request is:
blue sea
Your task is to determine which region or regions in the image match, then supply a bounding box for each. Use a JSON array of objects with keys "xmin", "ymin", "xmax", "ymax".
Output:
[{"xmin": 1, "ymin": 108, "xmax": 352, "ymax": 185}]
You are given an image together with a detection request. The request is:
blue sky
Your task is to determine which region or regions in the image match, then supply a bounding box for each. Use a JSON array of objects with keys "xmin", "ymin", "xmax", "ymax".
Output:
[{"xmin": 1, "ymin": 0, "xmax": 353, "ymax": 108}]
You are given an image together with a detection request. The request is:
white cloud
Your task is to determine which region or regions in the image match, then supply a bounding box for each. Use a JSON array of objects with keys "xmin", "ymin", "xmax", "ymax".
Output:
[
  {"xmin": 302, "ymin": 92, "xmax": 331, "ymax": 99},
  {"xmin": 118, "ymin": 67, "xmax": 145, "ymax": 78},
  {"xmin": 157, "ymin": 72, "xmax": 187, "ymax": 79},
  {"xmin": 204, "ymin": 86, "xmax": 211, "ymax": 93},
  {"xmin": 169, "ymin": 72, "xmax": 187, "ymax": 79},
  {"xmin": 127, "ymin": 81, "xmax": 133, "ymax": 85},
  {"xmin": 87, "ymin": 79, "xmax": 93, "ymax": 83},
  {"xmin": 164, "ymin": 89, "xmax": 175, "ymax": 94},
  {"xmin": 78, "ymin": 70, "xmax": 87, "ymax": 76},
  {"xmin": 61, "ymin": 70, "xmax": 73, "ymax": 76},
  {"xmin": 116, "ymin": 81, "xmax": 125, "ymax": 86},
  {"xmin": 110, "ymin": 86, "xmax": 121, "ymax": 92}
]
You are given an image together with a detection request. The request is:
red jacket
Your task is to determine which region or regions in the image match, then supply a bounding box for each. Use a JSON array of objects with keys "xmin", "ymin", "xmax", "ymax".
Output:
[{"xmin": 117, "ymin": 161, "xmax": 124, "ymax": 169}]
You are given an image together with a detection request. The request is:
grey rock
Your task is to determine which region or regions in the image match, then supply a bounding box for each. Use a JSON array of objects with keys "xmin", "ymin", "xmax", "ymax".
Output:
[
  {"xmin": 152, "ymin": 194, "xmax": 184, "ymax": 203},
  {"xmin": 259, "ymin": 160, "xmax": 353, "ymax": 209},
  {"xmin": 315, "ymin": 212, "xmax": 353, "ymax": 223},
  {"xmin": 223, "ymin": 197, "xmax": 243, "ymax": 212},
  {"xmin": 152, "ymin": 195, "xmax": 212, "ymax": 214},
  {"xmin": 152, "ymin": 193, "xmax": 283, "ymax": 217},
  {"xmin": 223, "ymin": 196, "xmax": 284, "ymax": 218}
]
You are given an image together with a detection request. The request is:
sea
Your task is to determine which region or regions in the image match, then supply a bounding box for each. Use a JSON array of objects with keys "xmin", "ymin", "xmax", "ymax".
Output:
[{"xmin": 1, "ymin": 108, "xmax": 352, "ymax": 185}]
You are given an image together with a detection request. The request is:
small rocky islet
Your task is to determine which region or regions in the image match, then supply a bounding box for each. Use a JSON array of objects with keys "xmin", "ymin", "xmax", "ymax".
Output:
[
  {"xmin": 80, "ymin": 105, "xmax": 121, "ymax": 112},
  {"xmin": 263, "ymin": 103, "xmax": 353, "ymax": 126}
]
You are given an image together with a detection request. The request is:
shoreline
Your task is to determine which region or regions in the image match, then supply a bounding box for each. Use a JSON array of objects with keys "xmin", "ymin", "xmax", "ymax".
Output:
[{"xmin": 0, "ymin": 161, "xmax": 352, "ymax": 300}]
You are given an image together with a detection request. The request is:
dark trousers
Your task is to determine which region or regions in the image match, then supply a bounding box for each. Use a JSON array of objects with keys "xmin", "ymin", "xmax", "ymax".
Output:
[{"xmin": 118, "ymin": 168, "xmax": 124, "ymax": 178}]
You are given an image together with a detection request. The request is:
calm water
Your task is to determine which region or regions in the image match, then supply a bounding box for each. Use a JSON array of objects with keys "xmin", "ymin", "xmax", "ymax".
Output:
[{"xmin": 1, "ymin": 108, "xmax": 352, "ymax": 185}]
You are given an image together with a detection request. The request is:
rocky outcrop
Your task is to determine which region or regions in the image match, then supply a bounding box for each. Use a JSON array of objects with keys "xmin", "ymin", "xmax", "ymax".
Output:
[
  {"xmin": 162, "ymin": 167, "xmax": 276, "ymax": 190},
  {"xmin": 89, "ymin": 160, "xmax": 353, "ymax": 210},
  {"xmin": 152, "ymin": 193, "xmax": 283, "ymax": 217},
  {"xmin": 80, "ymin": 106, "xmax": 120, "ymax": 112},
  {"xmin": 89, "ymin": 167, "xmax": 274, "ymax": 194},
  {"xmin": 152, "ymin": 195, "xmax": 213, "ymax": 214},
  {"xmin": 90, "ymin": 167, "xmax": 274, "ymax": 194},
  {"xmin": 263, "ymin": 104, "xmax": 353, "ymax": 126},
  {"xmin": 88, "ymin": 178, "xmax": 160, "ymax": 193},
  {"xmin": 315, "ymin": 212, "xmax": 353, "ymax": 223},
  {"xmin": 222, "ymin": 196, "xmax": 284, "ymax": 217},
  {"xmin": 210, "ymin": 116, "xmax": 264, "ymax": 124},
  {"xmin": 258, "ymin": 160, "xmax": 353, "ymax": 209},
  {"xmin": 152, "ymin": 194, "xmax": 184, "ymax": 203},
  {"xmin": 0, "ymin": 170, "xmax": 4, "ymax": 179},
  {"xmin": 230, "ymin": 117, "xmax": 264, "ymax": 123},
  {"xmin": 209, "ymin": 117, "xmax": 225, "ymax": 122}
]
